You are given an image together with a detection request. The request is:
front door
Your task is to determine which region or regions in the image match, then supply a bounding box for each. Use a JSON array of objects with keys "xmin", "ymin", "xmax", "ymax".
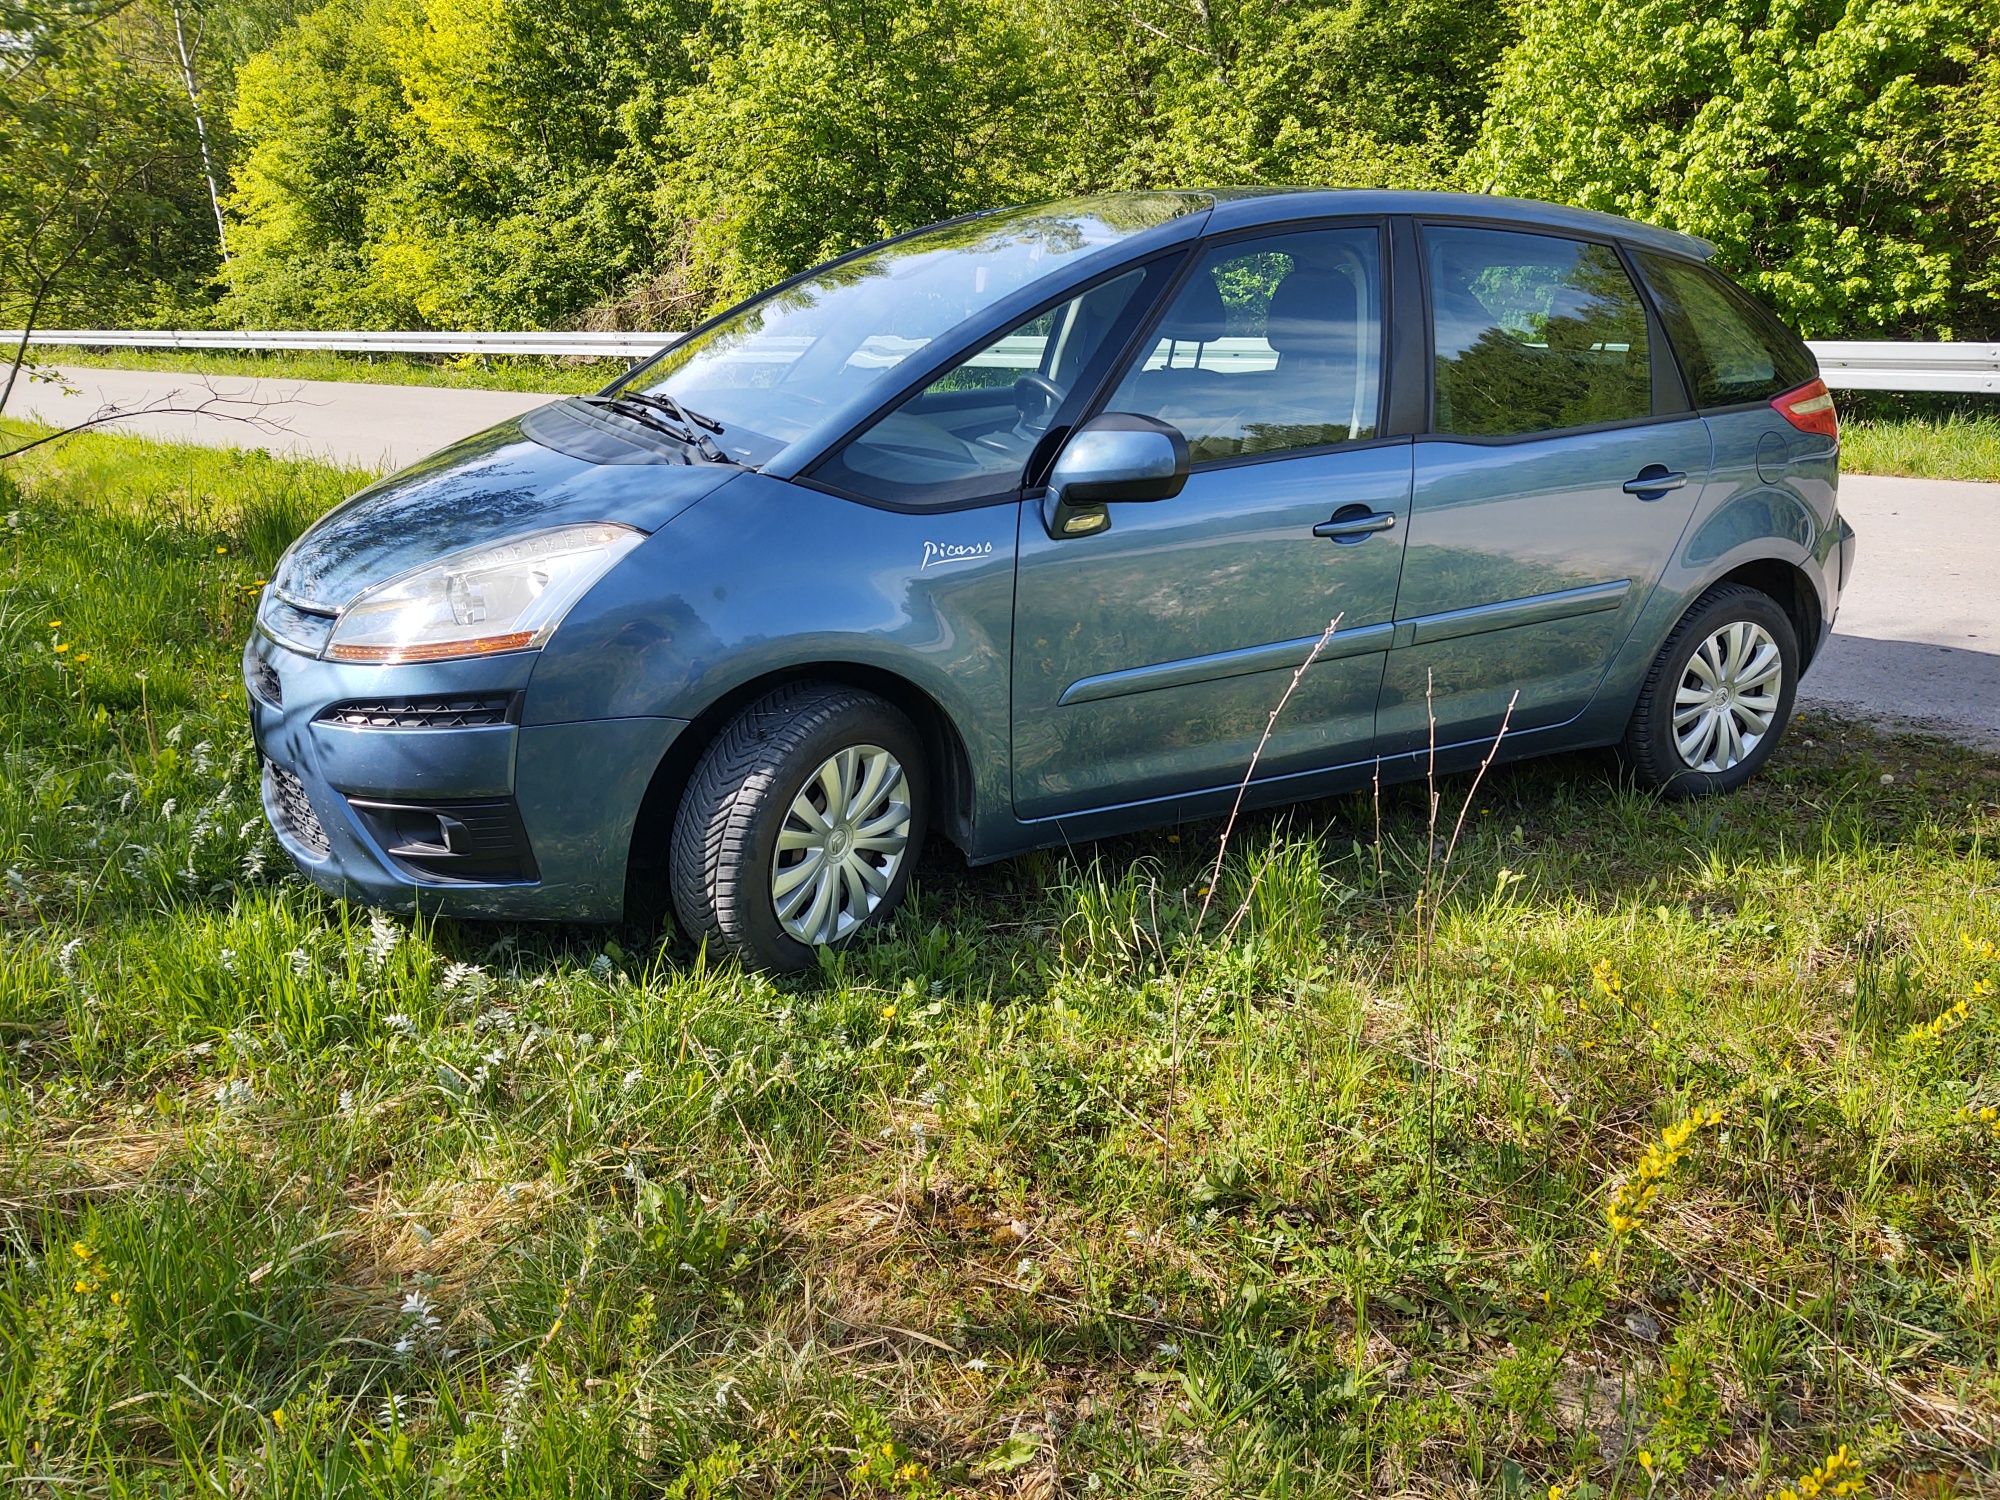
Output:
[
  {"xmin": 1375, "ymin": 223, "xmax": 1710, "ymax": 753},
  {"xmin": 1011, "ymin": 223, "xmax": 1412, "ymax": 822}
]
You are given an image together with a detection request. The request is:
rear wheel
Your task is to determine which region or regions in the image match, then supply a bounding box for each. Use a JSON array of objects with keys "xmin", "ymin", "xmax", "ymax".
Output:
[
  {"xmin": 669, "ymin": 683, "xmax": 926, "ymax": 971},
  {"xmin": 1622, "ymin": 583, "xmax": 1798, "ymax": 798}
]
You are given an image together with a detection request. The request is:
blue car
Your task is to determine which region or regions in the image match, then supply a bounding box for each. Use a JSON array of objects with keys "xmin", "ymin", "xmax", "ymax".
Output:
[{"xmin": 248, "ymin": 189, "xmax": 1853, "ymax": 970}]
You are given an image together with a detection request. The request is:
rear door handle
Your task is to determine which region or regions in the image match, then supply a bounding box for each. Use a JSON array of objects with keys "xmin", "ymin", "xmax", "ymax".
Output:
[
  {"xmin": 1314, "ymin": 507, "xmax": 1397, "ymax": 543},
  {"xmin": 1622, "ymin": 467, "xmax": 1687, "ymax": 497}
]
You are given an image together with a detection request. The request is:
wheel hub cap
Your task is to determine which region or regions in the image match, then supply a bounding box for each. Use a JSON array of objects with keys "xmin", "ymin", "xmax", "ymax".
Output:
[
  {"xmin": 771, "ymin": 744, "xmax": 911, "ymax": 947},
  {"xmin": 1673, "ymin": 620, "xmax": 1782, "ymax": 773}
]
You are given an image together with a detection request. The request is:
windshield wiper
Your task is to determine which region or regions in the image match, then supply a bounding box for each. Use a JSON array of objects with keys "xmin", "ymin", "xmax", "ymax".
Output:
[{"xmin": 584, "ymin": 393, "xmax": 734, "ymax": 464}]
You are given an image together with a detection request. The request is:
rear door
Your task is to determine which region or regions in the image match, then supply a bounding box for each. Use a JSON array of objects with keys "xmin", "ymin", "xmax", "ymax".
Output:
[
  {"xmin": 1375, "ymin": 222, "xmax": 1710, "ymax": 753},
  {"xmin": 1010, "ymin": 222, "xmax": 1412, "ymax": 821}
]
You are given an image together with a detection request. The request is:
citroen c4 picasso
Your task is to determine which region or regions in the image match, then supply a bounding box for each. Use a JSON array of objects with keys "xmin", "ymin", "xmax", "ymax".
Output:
[{"xmin": 248, "ymin": 190, "xmax": 1854, "ymax": 970}]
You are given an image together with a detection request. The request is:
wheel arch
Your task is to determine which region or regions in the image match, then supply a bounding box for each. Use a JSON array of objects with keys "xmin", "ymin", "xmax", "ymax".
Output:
[
  {"xmin": 1706, "ymin": 556, "xmax": 1824, "ymax": 668},
  {"xmin": 624, "ymin": 662, "xmax": 977, "ymax": 900}
]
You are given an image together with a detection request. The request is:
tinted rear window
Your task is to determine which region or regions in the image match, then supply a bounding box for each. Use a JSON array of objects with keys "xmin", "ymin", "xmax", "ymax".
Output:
[
  {"xmin": 1424, "ymin": 226, "xmax": 1653, "ymax": 437},
  {"xmin": 1633, "ymin": 252, "xmax": 1816, "ymax": 408}
]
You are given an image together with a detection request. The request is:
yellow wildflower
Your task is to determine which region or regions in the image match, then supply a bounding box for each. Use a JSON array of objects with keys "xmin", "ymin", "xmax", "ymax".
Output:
[
  {"xmin": 1763, "ymin": 1444, "xmax": 1863, "ymax": 1500},
  {"xmin": 271, "ymin": 1406, "xmax": 287, "ymax": 1431},
  {"xmin": 879, "ymin": 1004, "xmax": 896, "ymax": 1021},
  {"xmin": 47, "ymin": 620, "xmax": 61, "ymax": 628},
  {"xmin": 53, "ymin": 642, "xmax": 69, "ymax": 654}
]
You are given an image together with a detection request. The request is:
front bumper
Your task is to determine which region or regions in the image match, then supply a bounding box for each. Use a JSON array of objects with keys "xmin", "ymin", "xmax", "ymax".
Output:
[{"xmin": 245, "ymin": 632, "xmax": 686, "ymax": 921}]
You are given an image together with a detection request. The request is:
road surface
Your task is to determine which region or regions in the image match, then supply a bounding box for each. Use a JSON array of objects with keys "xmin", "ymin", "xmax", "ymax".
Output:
[{"xmin": 10, "ymin": 365, "xmax": 1997, "ymax": 749}]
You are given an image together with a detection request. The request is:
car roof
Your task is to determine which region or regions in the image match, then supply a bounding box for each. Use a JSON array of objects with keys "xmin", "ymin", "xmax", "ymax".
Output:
[{"xmin": 1142, "ymin": 187, "xmax": 1715, "ymax": 260}]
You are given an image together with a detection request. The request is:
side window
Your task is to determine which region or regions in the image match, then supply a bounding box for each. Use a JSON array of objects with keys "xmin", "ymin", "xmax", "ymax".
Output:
[
  {"xmin": 814, "ymin": 269, "xmax": 1145, "ymax": 507},
  {"xmin": 1426, "ymin": 227, "xmax": 1652, "ymax": 437},
  {"xmin": 1102, "ymin": 226, "xmax": 1384, "ymax": 463},
  {"xmin": 1633, "ymin": 251, "xmax": 1817, "ymax": 408}
]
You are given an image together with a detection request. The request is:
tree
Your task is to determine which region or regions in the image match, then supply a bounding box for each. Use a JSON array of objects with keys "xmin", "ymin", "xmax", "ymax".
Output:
[{"xmin": 1474, "ymin": 0, "xmax": 2000, "ymax": 338}]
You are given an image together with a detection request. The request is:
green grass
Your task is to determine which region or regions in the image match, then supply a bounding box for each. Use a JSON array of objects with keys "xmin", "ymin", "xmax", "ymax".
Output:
[
  {"xmin": 31, "ymin": 346, "xmax": 630, "ymax": 395},
  {"xmin": 2, "ymin": 424, "xmax": 1998, "ymax": 1496},
  {"xmin": 1841, "ymin": 413, "xmax": 2000, "ymax": 483}
]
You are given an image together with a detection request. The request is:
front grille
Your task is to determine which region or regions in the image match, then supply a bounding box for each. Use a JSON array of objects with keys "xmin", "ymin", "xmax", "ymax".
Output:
[
  {"xmin": 264, "ymin": 759, "xmax": 330, "ymax": 858},
  {"xmin": 319, "ymin": 695, "xmax": 517, "ymax": 730},
  {"xmin": 250, "ymin": 658, "xmax": 283, "ymax": 707}
]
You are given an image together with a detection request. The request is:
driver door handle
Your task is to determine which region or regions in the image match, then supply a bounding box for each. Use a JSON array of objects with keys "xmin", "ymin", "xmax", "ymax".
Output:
[{"xmin": 1314, "ymin": 508, "xmax": 1397, "ymax": 542}]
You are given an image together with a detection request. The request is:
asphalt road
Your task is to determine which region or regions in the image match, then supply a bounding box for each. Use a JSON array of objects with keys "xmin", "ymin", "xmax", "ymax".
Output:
[{"xmin": 11, "ymin": 365, "xmax": 1998, "ymax": 749}]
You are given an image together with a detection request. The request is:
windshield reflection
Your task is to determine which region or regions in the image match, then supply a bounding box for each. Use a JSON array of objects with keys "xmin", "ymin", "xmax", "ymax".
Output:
[{"xmin": 619, "ymin": 193, "xmax": 1208, "ymax": 463}]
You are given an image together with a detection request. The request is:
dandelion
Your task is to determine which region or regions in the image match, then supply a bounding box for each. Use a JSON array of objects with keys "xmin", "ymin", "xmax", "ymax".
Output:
[
  {"xmin": 880, "ymin": 1004, "xmax": 897, "ymax": 1022},
  {"xmin": 47, "ymin": 619, "xmax": 60, "ymax": 629},
  {"xmin": 74, "ymin": 652, "xmax": 89, "ymax": 664},
  {"xmin": 52, "ymin": 641, "xmax": 69, "ymax": 654}
]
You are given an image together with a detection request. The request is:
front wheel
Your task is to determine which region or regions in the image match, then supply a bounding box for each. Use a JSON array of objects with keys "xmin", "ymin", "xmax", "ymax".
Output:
[
  {"xmin": 1621, "ymin": 583, "xmax": 1799, "ymax": 798},
  {"xmin": 668, "ymin": 683, "xmax": 927, "ymax": 971}
]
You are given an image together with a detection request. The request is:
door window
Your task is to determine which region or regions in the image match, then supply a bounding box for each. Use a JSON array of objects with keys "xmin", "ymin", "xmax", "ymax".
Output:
[
  {"xmin": 1102, "ymin": 227, "xmax": 1384, "ymax": 463},
  {"xmin": 1425, "ymin": 226, "xmax": 1652, "ymax": 437},
  {"xmin": 1631, "ymin": 252, "xmax": 1817, "ymax": 408},
  {"xmin": 812, "ymin": 269, "xmax": 1146, "ymax": 508}
]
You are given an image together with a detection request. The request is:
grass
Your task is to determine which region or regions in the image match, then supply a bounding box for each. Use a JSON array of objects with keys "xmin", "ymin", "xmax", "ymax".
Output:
[
  {"xmin": 28, "ymin": 348, "xmax": 2000, "ymax": 482},
  {"xmin": 26, "ymin": 346, "xmax": 630, "ymax": 395},
  {"xmin": 2, "ymin": 424, "xmax": 1997, "ymax": 1496},
  {"xmin": 1840, "ymin": 413, "xmax": 2000, "ymax": 483}
]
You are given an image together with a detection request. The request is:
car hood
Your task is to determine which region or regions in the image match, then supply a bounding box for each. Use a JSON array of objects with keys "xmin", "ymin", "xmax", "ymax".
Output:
[{"xmin": 272, "ymin": 416, "xmax": 740, "ymax": 608}]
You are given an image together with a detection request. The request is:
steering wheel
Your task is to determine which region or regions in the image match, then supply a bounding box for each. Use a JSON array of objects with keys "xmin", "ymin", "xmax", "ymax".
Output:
[{"xmin": 1012, "ymin": 372, "xmax": 1065, "ymax": 436}]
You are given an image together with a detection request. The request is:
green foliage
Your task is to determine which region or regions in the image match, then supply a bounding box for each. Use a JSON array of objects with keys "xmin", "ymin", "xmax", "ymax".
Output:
[{"xmin": 1476, "ymin": 0, "xmax": 2000, "ymax": 337}]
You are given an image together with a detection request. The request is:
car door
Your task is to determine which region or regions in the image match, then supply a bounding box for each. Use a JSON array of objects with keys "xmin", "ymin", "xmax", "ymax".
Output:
[
  {"xmin": 1374, "ymin": 222, "xmax": 1710, "ymax": 755},
  {"xmin": 1010, "ymin": 222, "xmax": 1413, "ymax": 823}
]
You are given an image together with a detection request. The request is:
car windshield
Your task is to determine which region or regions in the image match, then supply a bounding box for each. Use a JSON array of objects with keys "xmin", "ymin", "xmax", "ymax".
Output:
[{"xmin": 614, "ymin": 194, "xmax": 1206, "ymax": 464}]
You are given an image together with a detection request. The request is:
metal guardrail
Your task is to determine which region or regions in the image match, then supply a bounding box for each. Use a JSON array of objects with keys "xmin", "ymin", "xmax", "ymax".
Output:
[
  {"xmin": 1805, "ymin": 341, "xmax": 2000, "ymax": 395},
  {"xmin": 8, "ymin": 329, "xmax": 2000, "ymax": 393}
]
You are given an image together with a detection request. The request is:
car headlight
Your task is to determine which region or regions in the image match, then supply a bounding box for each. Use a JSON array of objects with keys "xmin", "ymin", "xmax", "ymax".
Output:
[{"xmin": 325, "ymin": 523, "xmax": 644, "ymax": 664}]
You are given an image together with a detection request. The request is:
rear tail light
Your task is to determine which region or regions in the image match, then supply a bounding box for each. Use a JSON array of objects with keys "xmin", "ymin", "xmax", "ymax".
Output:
[{"xmin": 1772, "ymin": 378, "xmax": 1838, "ymax": 440}]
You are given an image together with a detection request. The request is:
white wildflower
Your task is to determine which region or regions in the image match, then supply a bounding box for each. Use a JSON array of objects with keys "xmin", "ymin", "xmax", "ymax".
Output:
[
  {"xmin": 338, "ymin": 1088, "xmax": 355, "ymax": 1116},
  {"xmin": 365, "ymin": 911, "xmax": 400, "ymax": 971},
  {"xmin": 621, "ymin": 1066, "xmax": 643, "ymax": 1092},
  {"xmin": 376, "ymin": 1392, "xmax": 407, "ymax": 1425},
  {"xmin": 214, "ymin": 1077, "xmax": 254, "ymax": 1111},
  {"xmin": 160, "ymin": 798, "xmax": 178, "ymax": 821},
  {"xmin": 217, "ymin": 947, "xmax": 238, "ymax": 975},
  {"xmin": 440, "ymin": 960, "xmax": 487, "ymax": 995},
  {"xmin": 964, "ymin": 1356, "xmax": 990, "ymax": 1373},
  {"xmin": 56, "ymin": 936, "xmax": 84, "ymax": 977}
]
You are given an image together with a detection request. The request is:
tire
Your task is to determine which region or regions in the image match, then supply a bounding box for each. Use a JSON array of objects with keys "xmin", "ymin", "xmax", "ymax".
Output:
[
  {"xmin": 1621, "ymin": 583, "xmax": 1799, "ymax": 798},
  {"xmin": 668, "ymin": 682, "xmax": 928, "ymax": 972}
]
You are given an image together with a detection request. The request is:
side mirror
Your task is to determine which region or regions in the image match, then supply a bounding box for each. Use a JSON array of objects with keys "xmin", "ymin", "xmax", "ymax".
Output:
[{"xmin": 1043, "ymin": 413, "xmax": 1190, "ymax": 539}]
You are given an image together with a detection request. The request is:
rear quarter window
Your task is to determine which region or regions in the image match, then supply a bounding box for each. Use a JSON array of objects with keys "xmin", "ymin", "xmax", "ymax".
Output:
[{"xmin": 1632, "ymin": 252, "xmax": 1817, "ymax": 408}]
